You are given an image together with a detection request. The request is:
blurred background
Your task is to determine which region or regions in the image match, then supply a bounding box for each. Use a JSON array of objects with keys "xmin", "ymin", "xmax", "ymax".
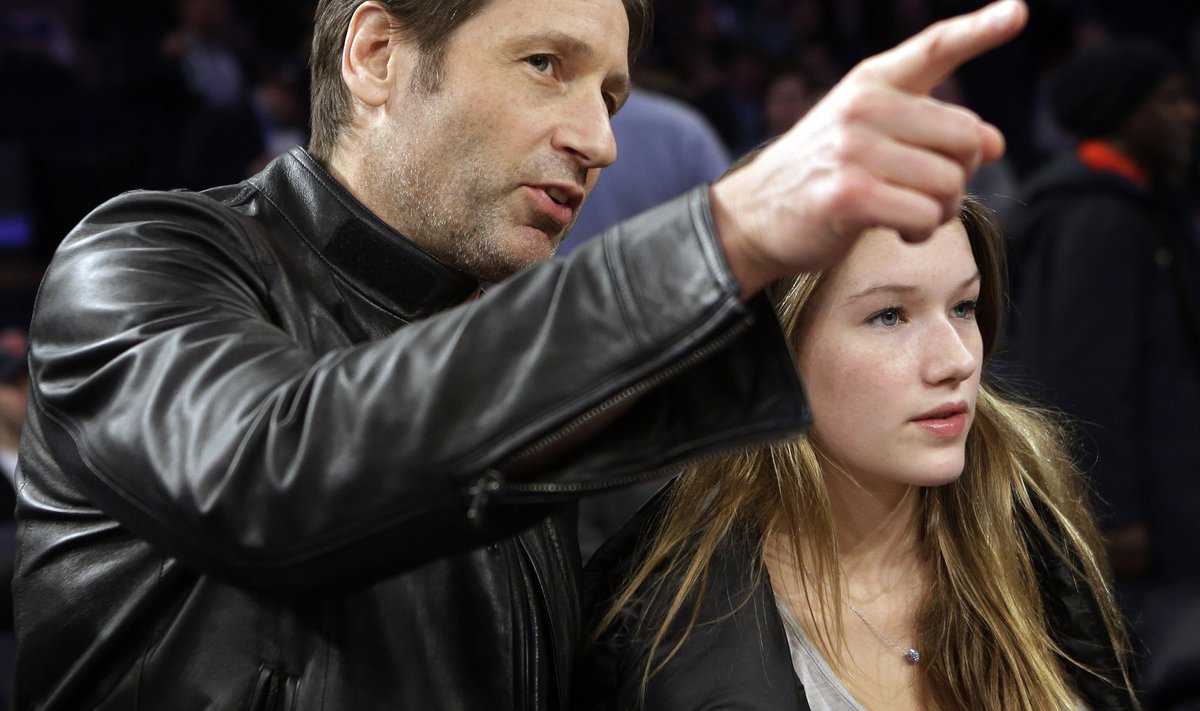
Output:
[{"xmin": 2, "ymin": 0, "xmax": 1199, "ymax": 326}]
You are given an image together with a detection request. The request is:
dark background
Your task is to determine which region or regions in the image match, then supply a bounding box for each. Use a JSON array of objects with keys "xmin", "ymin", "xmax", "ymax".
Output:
[{"xmin": 2, "ymin": 0, "xmax": 1199, "ymax": 330}]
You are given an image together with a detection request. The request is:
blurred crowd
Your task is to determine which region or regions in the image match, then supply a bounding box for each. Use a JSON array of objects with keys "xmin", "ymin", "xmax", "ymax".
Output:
[
  {"xmin": 0, "ymin": 0, "xmax": 1198, "ymax": 272},
  {"xmin": 0, "ymin": 0, "xmax": 312, "ymax": 272}
]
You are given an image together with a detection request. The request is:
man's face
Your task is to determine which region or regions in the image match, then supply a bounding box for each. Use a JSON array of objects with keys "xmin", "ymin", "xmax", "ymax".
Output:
[
  {"xmin": 1125, "ymin": 73, "xmax": 1199, "ymax": 181},
  {"xmin": 360, "ymin": 0, "xmax": 630, "ymax": 283}
]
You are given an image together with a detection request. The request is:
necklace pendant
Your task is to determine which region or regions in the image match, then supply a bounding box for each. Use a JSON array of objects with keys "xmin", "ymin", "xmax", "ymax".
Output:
[{"xmin": 905, "ymin": 648, "xmax": 921, "ymax": 664}]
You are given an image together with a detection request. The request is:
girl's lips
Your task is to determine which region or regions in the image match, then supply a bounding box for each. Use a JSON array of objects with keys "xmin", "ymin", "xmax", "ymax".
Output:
[{"xmin": 912, "ymin": 411, "xmax": 967, "ymax": 437}]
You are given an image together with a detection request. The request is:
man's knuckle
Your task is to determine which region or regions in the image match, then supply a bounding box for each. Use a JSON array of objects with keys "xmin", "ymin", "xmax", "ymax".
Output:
[
  {"xmin": 825, "ymin": 170, "xmax": 871, "ymax": 213},
  {"xmin": 828, "ymin": 129, "xmax": 867, "ymax": 164},
  {"xmin": 837, "ymin": 88, "xmax": 878, "ymax": 123}
]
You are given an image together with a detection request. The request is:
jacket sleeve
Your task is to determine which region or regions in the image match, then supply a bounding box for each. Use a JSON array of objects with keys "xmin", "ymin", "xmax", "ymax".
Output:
[{"xmin": 25, "ymin": 185, "xmax": 808, "ymax": 595}]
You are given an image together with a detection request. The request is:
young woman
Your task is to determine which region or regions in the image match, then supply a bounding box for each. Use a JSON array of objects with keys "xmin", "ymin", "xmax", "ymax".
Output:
[{"xmin": 575, "ymin": 196, "xmax": 1138, "ymax": 710}]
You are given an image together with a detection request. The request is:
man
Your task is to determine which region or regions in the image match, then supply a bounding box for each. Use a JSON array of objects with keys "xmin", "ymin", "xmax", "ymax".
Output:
[
  {"xmin": 15, "ymin": 0, "xmax": 1027, "ymax": 708},
  {"xmin": 1004, "ymin": 39, "xmax": 1200, "ymax": 705}
]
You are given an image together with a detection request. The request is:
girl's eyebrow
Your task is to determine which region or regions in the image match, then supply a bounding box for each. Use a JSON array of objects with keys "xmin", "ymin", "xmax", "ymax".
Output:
[
  {"xmin": 847, "ymin": 283, "xmax": 916, "ymax": 302},
  {"xmin": 847, "ymin": 272, "xmax": 980, "ymax": 302}
]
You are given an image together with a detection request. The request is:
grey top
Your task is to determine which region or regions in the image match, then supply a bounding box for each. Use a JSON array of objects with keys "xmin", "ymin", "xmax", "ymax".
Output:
[
  {"xmin": 773, "ymin": 595, "xmax": 1091, "ymax": 711},
  {"xmin": 774, "ymin": 596, "xmax": 872, "ymax": 711}
]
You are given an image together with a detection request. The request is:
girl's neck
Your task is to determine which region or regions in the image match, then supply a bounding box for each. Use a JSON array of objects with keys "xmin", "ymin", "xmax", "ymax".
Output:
[
  {"xmin": 826, "ymin": 477, "xmax": 924, "ymax": 589},
  {"xmin": 765, "ymin": 485, "xmax": 931, "ymax": 711}
]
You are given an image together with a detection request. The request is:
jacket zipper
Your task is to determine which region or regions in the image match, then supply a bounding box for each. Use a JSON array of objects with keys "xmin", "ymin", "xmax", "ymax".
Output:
[
  {"xmin": 247, "ymin": 665, "xmax": 291, "ymax": 711},
  {"xmin": 516, "ymin": 533, "xmax": 546, "ymax": 710}
]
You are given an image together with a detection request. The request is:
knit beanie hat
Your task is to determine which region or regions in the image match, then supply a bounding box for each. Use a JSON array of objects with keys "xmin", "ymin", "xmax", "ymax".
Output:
[{"xmin": 1050, "ymin": 39, "xmax": 1180, "ymax": 139}]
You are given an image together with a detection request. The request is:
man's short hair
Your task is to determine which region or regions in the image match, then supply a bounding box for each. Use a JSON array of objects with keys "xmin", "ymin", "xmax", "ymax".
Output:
[{"xmin": 307, "ymin": 0, "xmax": 653, "ymax": 162}]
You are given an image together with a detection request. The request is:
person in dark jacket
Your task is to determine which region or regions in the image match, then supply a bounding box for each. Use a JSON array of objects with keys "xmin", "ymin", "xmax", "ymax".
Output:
[
  {"xmin": 13, "ymin": 0, "xmax": 1028, "ymax": 708},
  {"xmin": 579, "ymin": 195, "xmax": 1137, "ymax": 710},
  {"xmin": 1003, "ymin": 40, "xmax": 1200, "ymax": 706},
  {"xmin": 0, "ymin": 330, "xmax": 24, "ymax": 711}
]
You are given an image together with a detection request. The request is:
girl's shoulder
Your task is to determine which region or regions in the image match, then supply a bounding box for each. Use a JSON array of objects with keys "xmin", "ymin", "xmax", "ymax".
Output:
[{"xmin": 576, "ymin": 483, "xmax": 809, "ymax": 710}]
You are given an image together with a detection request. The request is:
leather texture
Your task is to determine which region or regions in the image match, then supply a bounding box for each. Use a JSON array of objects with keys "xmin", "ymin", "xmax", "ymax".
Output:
[{"xmin": 15, "ymin": 147, "xmax": 809, "ymax": 710}]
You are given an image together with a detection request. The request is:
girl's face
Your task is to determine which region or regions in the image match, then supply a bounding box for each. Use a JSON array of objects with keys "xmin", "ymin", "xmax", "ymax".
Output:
[{"xmin": 796, "ymin": 220, "xmax": 983, "ymax": 492}]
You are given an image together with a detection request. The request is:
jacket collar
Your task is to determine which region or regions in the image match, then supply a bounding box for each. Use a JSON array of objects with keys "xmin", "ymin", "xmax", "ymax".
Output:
[
  {"xmin": 1077, "ymin": 139, "xmax": 1150, "ymax": 189},
  {"xmin": 252, "ymin": 147, "xmax": 479, "ymax": 320}
]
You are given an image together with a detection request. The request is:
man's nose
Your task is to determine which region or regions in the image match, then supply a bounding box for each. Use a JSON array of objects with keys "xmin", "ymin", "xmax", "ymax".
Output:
[{"xmin": 553, "ymin": 92, "xmax": 618, "ymax": 170}]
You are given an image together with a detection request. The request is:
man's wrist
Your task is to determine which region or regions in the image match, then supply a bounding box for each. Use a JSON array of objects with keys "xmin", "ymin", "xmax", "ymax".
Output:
[{"xmin": 708, "ymin": 182, "xmax": 772, "ymax": 301}]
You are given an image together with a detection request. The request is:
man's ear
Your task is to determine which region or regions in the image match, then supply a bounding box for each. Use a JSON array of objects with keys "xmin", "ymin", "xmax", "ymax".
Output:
[{"xmin": 342, "ymin": 2, "xmax": 416, "ymax": 108}]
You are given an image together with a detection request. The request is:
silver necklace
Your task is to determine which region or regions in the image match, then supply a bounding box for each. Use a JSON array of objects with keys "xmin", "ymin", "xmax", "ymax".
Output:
[{"xmin": 846, "ymin": 602, "xmax": 921, "ymax": 664}]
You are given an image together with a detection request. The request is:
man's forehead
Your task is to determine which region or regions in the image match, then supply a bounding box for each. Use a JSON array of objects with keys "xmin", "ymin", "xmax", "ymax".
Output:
[
  {"xmin": 462, "ymin": 0, "xmax": 632, "ymax": 82},
  {"xmin": 463, "ymin": 0, "xmax": 631, "ymax": 45}
]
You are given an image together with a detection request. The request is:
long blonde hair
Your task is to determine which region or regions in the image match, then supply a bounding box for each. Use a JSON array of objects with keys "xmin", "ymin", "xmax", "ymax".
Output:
[{"xmin": 595, "ymin": 196, "xmax": 1136, "ymax": 709}]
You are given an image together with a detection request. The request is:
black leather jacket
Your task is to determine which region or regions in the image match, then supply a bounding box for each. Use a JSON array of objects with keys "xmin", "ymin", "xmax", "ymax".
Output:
[{"xmin": 14, "ymin": 148, "xmax": 809, "ymax": 710}]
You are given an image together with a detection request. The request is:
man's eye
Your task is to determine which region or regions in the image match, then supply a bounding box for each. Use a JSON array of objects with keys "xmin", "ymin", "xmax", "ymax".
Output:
[{"xmin": 527, "ymin": 55, "xmax": 552, "ymax": 73}]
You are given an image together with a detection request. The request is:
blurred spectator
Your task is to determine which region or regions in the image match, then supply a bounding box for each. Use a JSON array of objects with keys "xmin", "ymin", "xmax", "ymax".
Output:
[
  {"xmin": 744, "ymin": 0, "xmax": 825, "ymax": 61},
  {"xmin": 135, "ymin": 0, "xmax": 250, "ymax": 188},
  {"xmin": 691, "ymin": 44, "xmax": 768, "ymax": 156},
  {"xmin": 161, "ymin": 0, "xmax": 247, "ymax": 108},
  {"xmin": 0, "ymin": 329, "xmax": 26, "ymax": 485},
  {"xmin": 558, "ymin": 87, "xmax": 730, "ymax": 255},
  {"xmin": 0, "ymin": 329, "xmax": 26, "ymax": 711},
  {"xmin": 557, "ymin": 87, "xmax": 729, "ymax": 561},
  {"xmin": 1003, "ymin": 39, "xmax": 1200, "ymax": 707},
  {"xmin": 173, "ymin": 63, "xmax": 309, "ymax": 189},
  {"xmin": 1028, "ymin": 17, "xmax": 1115, "ymax": 168},
  {"xmin": 0, "ymin": 0, "xmax": 92, "ymax": 262},
  {"xmin": 0, "ymin": 0, "xmax": 77, "ymax": 71},
  {"xmin": 760, "ymin": 64, "xmax": 824, "ymax": 141}
]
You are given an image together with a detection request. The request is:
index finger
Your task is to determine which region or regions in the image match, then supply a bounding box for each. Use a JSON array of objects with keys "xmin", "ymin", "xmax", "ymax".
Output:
[{"xmin": 865, "ymin": 0, "xmax": 1027, "ymax": 95}]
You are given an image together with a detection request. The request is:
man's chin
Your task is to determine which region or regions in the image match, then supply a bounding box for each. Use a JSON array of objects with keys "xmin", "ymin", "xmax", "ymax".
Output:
[
  {"xmin": 514, "ymin": 223, "xmax": 566, "ymax": 259},
  {"xmin": 473, "ymin": 241, "xmax": 556, "ymax": 283}
]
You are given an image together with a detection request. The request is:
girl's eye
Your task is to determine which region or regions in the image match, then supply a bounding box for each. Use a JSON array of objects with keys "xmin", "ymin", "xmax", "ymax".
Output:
[
  {"xmin": 870, "ymin": 307, "xmax": 903, "ymax": 327},
  {"xmin": 952, "ymin": 300, "xmax": 978, "ymax": 320},
  {"xmin": 527, "ymin": 55, "xmax": 552, "ymax": 73}
]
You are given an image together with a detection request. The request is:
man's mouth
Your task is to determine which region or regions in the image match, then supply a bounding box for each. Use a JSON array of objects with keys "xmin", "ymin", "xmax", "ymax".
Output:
[
  {"xmin": 535, "ymin": 183, "xmax": 583, "ymax": 211},
  {"xmin": 523, "ymin": 182, "xmax": 584, "ymax": 232}
]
